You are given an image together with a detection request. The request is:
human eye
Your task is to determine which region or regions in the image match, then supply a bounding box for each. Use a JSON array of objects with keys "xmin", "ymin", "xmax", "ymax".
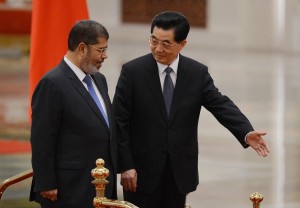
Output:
[
  {"xmin": 162, "ymin": 41, "xmax": 171, "ymax": 48},
  {"xmin": 151, "ymin": 38, "xmax": 158, "ymax": 44},
  {"xmin": 99, "ymin": 47, "xmax": 108, "ymax": 53}
]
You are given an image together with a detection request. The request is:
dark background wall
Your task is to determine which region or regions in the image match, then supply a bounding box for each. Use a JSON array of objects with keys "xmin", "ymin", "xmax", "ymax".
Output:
[{"xmin": 122, "ymin": 0, "xmax": 206, "ymax": 27}]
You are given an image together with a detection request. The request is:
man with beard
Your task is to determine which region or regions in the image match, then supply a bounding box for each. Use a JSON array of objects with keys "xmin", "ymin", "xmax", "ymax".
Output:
[{"xmin": 30, "ymin": 20, "xmax": 117, "ymax": 208}]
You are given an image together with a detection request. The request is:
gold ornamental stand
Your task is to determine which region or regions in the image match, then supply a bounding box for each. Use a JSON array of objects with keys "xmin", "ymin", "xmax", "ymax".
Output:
[
  {"xmin": 91, "ymin": 158, "xmax": 138, "ymax": 208},
  {"xmin": 250, "ymin": 192, "xmax": 264, "ymax": 208}
]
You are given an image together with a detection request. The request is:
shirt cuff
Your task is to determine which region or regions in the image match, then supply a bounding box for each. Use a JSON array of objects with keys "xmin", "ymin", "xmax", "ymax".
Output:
[{"xmin": 245, "ymin": 131, "xmax": 252, "ymax": 144}]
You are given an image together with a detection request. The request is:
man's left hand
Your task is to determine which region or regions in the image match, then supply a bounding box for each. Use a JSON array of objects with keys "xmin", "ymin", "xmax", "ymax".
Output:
[{"xmin": 246, "ymin": 131, "xmax": 270, "ymax": 157}]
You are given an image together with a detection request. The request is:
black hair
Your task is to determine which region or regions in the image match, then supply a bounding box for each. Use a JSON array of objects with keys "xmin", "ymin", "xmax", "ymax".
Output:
[
  {"xmin": 68, "ymin": 20, "xmax": 109, "ymax": 51},
  {"xmin": 151, "ymin": 11, "xmax": 190, "ymax": 42}
]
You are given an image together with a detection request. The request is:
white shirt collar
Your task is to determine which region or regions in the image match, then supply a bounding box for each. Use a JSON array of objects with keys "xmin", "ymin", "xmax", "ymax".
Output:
[
  {"xmin": 157, "ymin": 55, "xmax": 179, "ymax": 75},
  {"xmin": 64, "ymin": 56, "xmax": 86, "ymax": 81}
]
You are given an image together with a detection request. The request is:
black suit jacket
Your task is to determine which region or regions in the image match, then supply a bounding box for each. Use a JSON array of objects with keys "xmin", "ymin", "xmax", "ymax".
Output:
[
  {"xmin": 113, "ymin": 53, "xmax": 253, "ymax": 194},
  {"xmin": 30, "ymin": 60, "xmax": 117, "ymax": 207}
]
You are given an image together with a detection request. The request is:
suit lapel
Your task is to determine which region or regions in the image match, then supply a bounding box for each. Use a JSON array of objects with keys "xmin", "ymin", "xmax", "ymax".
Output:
[
  {"xmin": 92, "ymin": 74, "xmax": 112, "ymax": 129},
  {"xmin": 144, "ymin": 56, "xmax": 169, "ymax": 123},
  {"xmin": 61, "ymin": 62, "xmax": 109, "ymax": 129},
  {"xmin": 168, "ymin": 55, "xmax": 191, "ymax": 124},
  {"xmin": 144, "ymin": 55, "xmax": 192, "ymax": 124}
]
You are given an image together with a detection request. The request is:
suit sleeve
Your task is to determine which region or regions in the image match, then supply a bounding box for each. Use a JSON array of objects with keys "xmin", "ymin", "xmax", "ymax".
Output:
[
  {"xmin": 201, "ymin": 69, "xmax": 253, "ymax": 148},
  {"xmin": 31, "ymin": 77, "xmax": 62, "ymax": 191},
  {"xmin": 113, "ymin": 65, "xmax": 135, "ymax": 172}
]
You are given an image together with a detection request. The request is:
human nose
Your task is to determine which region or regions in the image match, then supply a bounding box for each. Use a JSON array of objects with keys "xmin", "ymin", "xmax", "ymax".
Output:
[
  {"xmin": 154, "ymin": 42, "xmax": 164, "ymax": 52},
  {"xmin": 101, "ymin": 51, "xmax": 108, "ymax": 59}
]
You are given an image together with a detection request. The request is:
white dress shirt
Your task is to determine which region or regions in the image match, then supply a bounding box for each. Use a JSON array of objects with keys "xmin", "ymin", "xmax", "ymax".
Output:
[{"xmin": 157, "ymin": 55, "xmax": 179, "ymax": 91}]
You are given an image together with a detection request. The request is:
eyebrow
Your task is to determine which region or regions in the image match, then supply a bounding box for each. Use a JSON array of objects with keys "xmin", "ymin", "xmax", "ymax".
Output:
[{"xmin": 150, "ymin": 35, "xmax": 172, "ymax": 43}]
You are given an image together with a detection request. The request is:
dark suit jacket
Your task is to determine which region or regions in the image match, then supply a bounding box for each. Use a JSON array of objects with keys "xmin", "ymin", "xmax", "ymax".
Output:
[
  {"xmin": 30, "ymin": 60, "xmax": 117, "ymax": 207},
  {"xmin": 113, "ymin": 53, "xmax": 253, "ymax": 194}
]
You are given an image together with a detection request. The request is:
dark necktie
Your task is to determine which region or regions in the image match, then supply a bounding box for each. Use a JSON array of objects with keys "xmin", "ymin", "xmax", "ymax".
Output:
[
  {"xmin": 163, "ymin": 67, "xmax": 174, "ymax": 118},
  {"xmin": 83, "ymin": 75, "xmax": 109, "ymax": 127}
]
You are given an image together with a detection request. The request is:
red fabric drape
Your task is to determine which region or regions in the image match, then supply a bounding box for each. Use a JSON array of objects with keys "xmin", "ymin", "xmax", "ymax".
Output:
[{"xmin": 29, "ymin": 0, "xmax": 89, "ymax": 117}]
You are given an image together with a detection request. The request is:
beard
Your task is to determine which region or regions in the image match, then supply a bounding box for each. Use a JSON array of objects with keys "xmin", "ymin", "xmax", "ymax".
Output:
[{"xmin": 82, "ymin": 59, "xmax": 100, "ymax": 75}]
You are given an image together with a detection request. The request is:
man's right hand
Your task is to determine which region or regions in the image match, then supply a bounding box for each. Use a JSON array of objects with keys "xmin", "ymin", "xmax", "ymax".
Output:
[
  {"xmin": 40, "ymin": 189, "xmax": 58, "ymax": 201},
  {"xmin": 120, "ymin": 169, "xmax": 137, "ymax": 192}
]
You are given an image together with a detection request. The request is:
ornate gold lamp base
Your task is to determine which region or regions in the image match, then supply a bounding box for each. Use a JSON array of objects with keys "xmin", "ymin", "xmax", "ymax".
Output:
[
  {"xmin": 250, "ymin": 192, "xmax": 264, "ymax": 208},
  {"xmin": 91, "ymin": 158, "xmax": 138, "ymax": 208}
]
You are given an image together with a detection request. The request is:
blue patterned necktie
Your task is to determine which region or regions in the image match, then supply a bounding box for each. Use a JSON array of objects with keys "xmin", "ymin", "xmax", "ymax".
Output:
[
  {"xmin": 83, "ymin": 75, "xmax": 109, "ymax": 127},
  {"xmin": 163, "ymin": 67, "xmax": 174, "ymax": 118}
]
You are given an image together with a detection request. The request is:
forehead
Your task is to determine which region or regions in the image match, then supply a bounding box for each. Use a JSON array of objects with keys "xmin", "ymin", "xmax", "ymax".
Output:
[
  {"xmin": 151, "ymin": 27, "xmax": 175, "ymax": 41},
  {"xmin": 95, "ymin": 37, "xmax": 108, "ymax": 46}
]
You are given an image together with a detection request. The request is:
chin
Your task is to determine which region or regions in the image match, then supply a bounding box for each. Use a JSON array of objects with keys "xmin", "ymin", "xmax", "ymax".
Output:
[
  {"xmin": 90, "ymin": 68, "xmax": 99, "ymax": 74},
  {"xmin": 154, "ymin": 57, "xmax": 168, "ymax": 65},
  {"xmin": 154, "ymin": 57, "xmax": 164, "ymax": 64}
]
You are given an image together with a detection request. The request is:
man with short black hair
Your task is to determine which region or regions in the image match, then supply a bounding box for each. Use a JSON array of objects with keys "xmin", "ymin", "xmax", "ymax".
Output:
[{"xmin": 113, "ymin": 11, "xmax": 270, "ymax": 208}]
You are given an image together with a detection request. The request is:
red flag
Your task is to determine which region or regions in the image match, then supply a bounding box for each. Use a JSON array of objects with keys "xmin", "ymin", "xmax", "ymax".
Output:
[{"xmin": 29, "ymin": 0, "xmax": 89, "ymax": 105}]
